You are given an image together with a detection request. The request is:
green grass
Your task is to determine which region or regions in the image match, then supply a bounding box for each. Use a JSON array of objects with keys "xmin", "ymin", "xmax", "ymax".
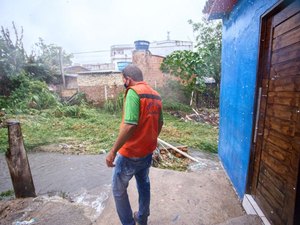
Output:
[
  {"xmin": 0, "ymin": 190, "xmax": 14, "ymax": 200},
  {"xmin": 0, "ymin": 107, "xmax": 218, "ymax": 154},
  {"xmin": 160, "ymin": 113, "xmax": 218, "ymax": 153}
]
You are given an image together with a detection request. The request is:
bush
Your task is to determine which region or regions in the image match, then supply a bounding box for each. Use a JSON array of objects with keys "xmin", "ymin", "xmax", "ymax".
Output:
[
  {"xmin": 103, "ymin": 93, "xmax": 124, "ymax": 113},
  {"xmin": 162, "ymin": 100, "xmax": 192, "ymax": 112},
  {"xmin": 158, "ymin": 79, "xmax": 191, "ymax": 104},
  {"xmin": 5, "ymin": 73, "xmax": 60, "ymax": 113}
]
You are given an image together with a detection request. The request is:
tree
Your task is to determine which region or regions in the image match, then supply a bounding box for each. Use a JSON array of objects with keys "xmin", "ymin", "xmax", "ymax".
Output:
[
  {"xmin": 189, "ymin": 18, "xmax": 222, "ymax": 85},
  {"xmin": 27, "ymin": 38, "xmax": 73, "ymax": 84},
  {"xmin": 0, "ymin": 22, "xmax": 26, "ymax": 95},
  {"xmin": 160, "ymin": 18, "xmax": 222, "ymax": 107},
  {"xmin": 160, "ymin": 50, "xmax": 202, "ymax": 89},
  {"xmin": 0, "ymin": 23, "xmax": 73, "ymax": 96}
]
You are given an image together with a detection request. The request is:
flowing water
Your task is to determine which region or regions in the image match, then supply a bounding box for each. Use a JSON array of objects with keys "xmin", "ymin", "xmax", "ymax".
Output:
[
  {"xmin": 0, "ymin": 152, "xmax": 113, "ymax": 219},
  {"xmin": 0, "ymin": 150, "xmax": 220, "ymax": 221}
]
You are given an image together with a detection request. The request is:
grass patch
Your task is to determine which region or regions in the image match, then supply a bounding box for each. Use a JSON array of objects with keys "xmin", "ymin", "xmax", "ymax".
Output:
[
  {"xmin": 0, "ymin": 108, "xmax": 121, "ymax": 154},
  {"xmin": 160, "ymin": 113, "xmax": 218, "ymax": 153},
  {"xmin": 0, "ymin": 190, "xmax": 14, "ymax": 200},
  {"xmin": 0, "ymin": 107, "xmax": 218, "ymax": 154}
]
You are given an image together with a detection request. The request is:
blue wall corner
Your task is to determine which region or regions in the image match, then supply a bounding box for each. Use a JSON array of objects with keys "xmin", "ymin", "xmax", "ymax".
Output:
[{"xmin": 218, "ymin": 0, "xmax": 279, "ymax": 198}]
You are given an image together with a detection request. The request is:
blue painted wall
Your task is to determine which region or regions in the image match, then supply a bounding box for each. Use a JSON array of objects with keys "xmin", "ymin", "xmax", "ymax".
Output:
[{"xmin": 219, "ymin": 0, "xmax": 279, "ymax": 198}]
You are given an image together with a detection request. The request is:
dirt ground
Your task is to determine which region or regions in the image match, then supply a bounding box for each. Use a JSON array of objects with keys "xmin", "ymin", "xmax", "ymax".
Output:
[{"xmin": 0, "ymin": 166, "xmax": 262, "ymax": 225}]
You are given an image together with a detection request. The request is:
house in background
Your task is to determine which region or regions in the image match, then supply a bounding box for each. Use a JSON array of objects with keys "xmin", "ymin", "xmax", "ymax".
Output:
[
  {"xmin": 77, "ymin": 70, "xmax": 123, "ymax": 105},
  {"xmin": 150, "ymin": 39, "xmax": 193, "ymax": 57},
  {"xmin": 111, "ymin": 44, "xmax": 134, "ymax": 69},
  {"xmin": 204, "ymin": 0, "xmax": 300, "ymax": 224},
  {"xmin": 74, "ymin": 43, "xmax": 167, "ymax": 105},
  {"xmin": 60, "ymin": 40, "xmax": 169, "ymax": 105},
  {"xmin": 132, "ymin": 50, "xmax": 165, "ymax": 89},
  {"xmin": 110, "ymin": 37, "xmax": 193, "ymax": 70}
]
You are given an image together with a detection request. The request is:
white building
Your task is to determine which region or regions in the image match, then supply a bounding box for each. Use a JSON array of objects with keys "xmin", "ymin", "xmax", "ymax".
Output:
[
  {"xmin": 110, "ymin": 39, "xmax": 193, "ymax": 70},
  {"xmin": 149, "ymin": 40, "xmax": 193, "ymax": 57}
]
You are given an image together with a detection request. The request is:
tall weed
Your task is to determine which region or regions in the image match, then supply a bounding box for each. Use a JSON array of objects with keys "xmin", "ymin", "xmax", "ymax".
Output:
[{"xmin": 103, "ymin": 93, "xmax": 124, "ymax": 113}]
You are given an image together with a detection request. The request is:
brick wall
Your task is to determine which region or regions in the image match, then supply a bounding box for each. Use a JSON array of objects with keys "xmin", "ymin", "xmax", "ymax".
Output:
[
  {"xmin": 71, "ymin": 53, "xmax": 166, "ymax": 105},
  {"xmin": 61, "ymin": 89, "xmax": 78, "ymax": 98},
  {"xmin": 78, "ymin": 72, "xmax": 123, "ymax": 86},
  {"xmin": 65, "ymin": 76, "xmax": 78, "ymax": 89},
  {"xmin": 77, "ymin": 72, "xmax": 124, "ymax": 105},
  {"xmin": 132, "ymin": 51, "xmax": 166, "ymax": 88}
]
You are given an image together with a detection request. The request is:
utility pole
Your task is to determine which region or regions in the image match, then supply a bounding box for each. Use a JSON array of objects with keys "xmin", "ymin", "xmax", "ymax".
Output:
[{"xmin": 59, "ymin": 47, "xmax": 66, "ymax": 88}]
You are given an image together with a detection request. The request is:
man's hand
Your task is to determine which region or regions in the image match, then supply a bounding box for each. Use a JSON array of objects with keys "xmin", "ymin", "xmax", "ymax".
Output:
[
  {"xmin": 106, "ymin": 151, "xmax": 116, "ymax": 167},
  {"xmin": 106, "ymin": 124, "xmax": 137, "ymax": 168}
]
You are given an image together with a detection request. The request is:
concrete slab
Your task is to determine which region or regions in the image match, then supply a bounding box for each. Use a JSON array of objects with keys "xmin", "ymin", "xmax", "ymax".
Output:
[
  {"xmin": 215, "ymin": 215, "xmax": 262, "ymax": 225},
  {"xmin": 96, "ymin": 167, "xmax": 246, "ymax": 225}
]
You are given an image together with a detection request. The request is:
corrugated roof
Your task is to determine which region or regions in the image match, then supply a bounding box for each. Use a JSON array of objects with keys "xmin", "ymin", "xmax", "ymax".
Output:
[{"xmin": 78, "ymin": 70, "xmax": 121, "ymax": 75}]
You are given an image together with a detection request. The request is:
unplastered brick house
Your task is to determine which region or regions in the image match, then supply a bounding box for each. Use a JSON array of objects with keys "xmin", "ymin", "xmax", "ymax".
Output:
[
  {"xmin": 77, "ymin": 71, "xmax": 123, "ymax": 105},
  {"xmin": 132, "ymin": 50, "xmax": 166, "ymax": 89},
  {"xmin": 61, "ymin": 39, "xmax": 192, "ymax": 105}
]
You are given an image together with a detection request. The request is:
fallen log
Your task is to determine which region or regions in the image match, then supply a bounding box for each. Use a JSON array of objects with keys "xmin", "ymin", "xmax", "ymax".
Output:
[{"xmin": 157, "ymin": 138, "xmax": 199, "ymax": 162}]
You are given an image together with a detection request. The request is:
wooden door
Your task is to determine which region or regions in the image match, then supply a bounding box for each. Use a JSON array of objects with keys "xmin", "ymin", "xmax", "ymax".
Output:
[{"xmin": 250, "ymin": 1, "xmax": 300, "ymax": 225}]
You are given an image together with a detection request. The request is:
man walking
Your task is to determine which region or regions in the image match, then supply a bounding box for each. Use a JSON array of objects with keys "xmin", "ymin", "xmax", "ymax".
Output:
[{"xmin": 106, "ymin": 64, "xmax": 163, "ymax": 225}]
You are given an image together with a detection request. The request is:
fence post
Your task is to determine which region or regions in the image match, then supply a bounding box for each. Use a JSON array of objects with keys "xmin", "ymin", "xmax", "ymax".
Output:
[{"xmin": 5, "ymin": 119, "xmax": 36, "ymax": 198}]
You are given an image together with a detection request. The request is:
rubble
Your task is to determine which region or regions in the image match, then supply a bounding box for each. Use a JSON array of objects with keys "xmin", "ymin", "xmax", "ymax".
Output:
[
  {"xmin": 152, "ymin": 145, "xmax": 191, "ymax": 171},
  {"xmin": 169, "ymin": 108, "xmax": 219, "ymax": 126}
]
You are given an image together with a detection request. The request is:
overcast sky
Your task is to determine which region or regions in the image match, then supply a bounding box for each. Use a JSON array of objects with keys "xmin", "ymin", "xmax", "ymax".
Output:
[{"xmin": 1, "ymin": 0, "xmax": 206, "ymax": 64}]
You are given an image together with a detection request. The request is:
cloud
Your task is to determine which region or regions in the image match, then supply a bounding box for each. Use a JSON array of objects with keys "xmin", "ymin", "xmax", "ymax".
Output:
[{"xmin": 1, "ymin": 0, "xmax": 206, "ymax": 63}]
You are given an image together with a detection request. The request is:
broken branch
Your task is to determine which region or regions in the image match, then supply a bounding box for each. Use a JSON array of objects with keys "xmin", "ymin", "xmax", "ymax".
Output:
[{"xmin": 157, "ymin": 138, "xmax": 199, "ymax": 162}]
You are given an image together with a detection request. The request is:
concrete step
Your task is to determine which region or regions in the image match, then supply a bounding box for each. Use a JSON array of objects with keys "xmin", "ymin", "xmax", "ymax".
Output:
[{"xmin": 215, "ymin": 215, "xmax": 263, "ymax": 225}]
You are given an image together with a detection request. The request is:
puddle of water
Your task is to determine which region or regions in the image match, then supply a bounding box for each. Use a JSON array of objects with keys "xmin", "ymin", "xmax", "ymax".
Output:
[
  {"xmin": 188, "ymin": 150, "xmax": 221, "ymax": 171},
  {"xmin": 72, "ymin": 186, "xmax": 111, "ymax": 220},
  {"xmin": 1, "ymin": 152, "xmax": 113, "ymax": 219}
]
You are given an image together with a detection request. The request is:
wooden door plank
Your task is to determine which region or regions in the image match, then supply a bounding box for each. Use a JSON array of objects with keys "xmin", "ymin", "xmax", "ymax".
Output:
[
  {"xmin": 257, "ymin": 180, "xmax": 283, "ymax": 215},
  {"xmin": 269, "ymin": 77, "xmax": 300, "ymax": 92},
  {"xmin": 265, "ymin": 116, "xmax": 296, "ymax": 136},
  {"xmin": 268, "ymin": 91, "xmax": 300, "ymax": 107},
  {"xmin": 265, "ymin": 141, "xmax": 290, "ymax": 162},
  {"xmin": 272, "ymin": 42, "xmax": 300, "ymax": 64},
  {"xmin": 264, "ymin": 128, "xmax": 295, "ymax": 152},
  {"xmin": 259, "ymin": 170, "xmax": 285, "ymax": 206},
  {"xmin": 266, "ymin": 104, "xmax": 297, "ymax": 121},
  {"xmin": 264, "ymin": 140, "xmax": 300, "ymax": 174},
  {"xmin": 260, "ymin": 163, "xmax": 286, "ymax": 194},
  {"xmin": 261, "ymin": 150, "xmax": 297, "ymax": 186},
  {"xmin": 274, "ymin": 12, "xmax": 300, "ymax": 38},
  {"xmin": 270, "ymin": 58, "xmax": 300, "ymax": 78},
  {"xmin": 256, "ymin": 189, "xmax": 285, "ymax": 225},
  {"xmin": 265, "ymin": 128, "xmax": 300, "ymax": 153},
  {"xmin": 272, "ymin": 26, "xmax": 300, "ymax": 51},
  {"xmin": 273, "ymin": 1, "xmax": 300, "ymax": 27}
]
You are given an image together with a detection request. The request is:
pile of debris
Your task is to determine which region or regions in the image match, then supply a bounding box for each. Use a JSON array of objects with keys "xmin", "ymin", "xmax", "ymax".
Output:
[
  {"xmin": 169, "ymin": 108, "xmax": 219, "ymax": 127},
  {"xmin": 152, "ymin": 139, "xmax": 198, "ymax": 171}
]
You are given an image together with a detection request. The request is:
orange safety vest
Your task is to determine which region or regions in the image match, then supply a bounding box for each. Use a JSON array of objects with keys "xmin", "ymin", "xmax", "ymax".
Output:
[{"xmin": 118, "ymin": 82, "xmax": 162, "ymax": 158}]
